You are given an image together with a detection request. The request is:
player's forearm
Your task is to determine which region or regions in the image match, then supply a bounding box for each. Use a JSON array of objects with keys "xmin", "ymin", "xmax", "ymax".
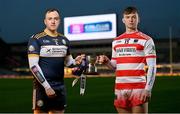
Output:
[
  {"xmin": 28, "ymin": 56, "xmax": 51, "ymax": 89},
  {"xmin": 65, "ymin": 55, "xmax": 75, "ymax": 67},
  {"xmin": 145, "ymin": 58, "xmax": 156, "ymax": 91},
  {"xmin": 30, "ymin": 65, "xmax": 51, "ymax": 89}
]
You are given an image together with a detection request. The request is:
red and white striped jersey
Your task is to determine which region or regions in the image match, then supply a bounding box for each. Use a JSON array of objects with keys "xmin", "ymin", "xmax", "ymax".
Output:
[{"xmin": 112, "ymin": 31, "xmax": 156, "ymax": 89}]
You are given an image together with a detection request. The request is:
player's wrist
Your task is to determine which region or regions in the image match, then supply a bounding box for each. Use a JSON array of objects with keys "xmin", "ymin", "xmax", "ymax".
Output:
[
  {"xmin": 145, "ymin": 88, "xmax": 152, "ymax": 93},
  {"xmin": 104, "ymin": 59, "xmax": 110, "ymax": 64},
  {"xmin": 105, "ymin": 59, "xmax": 112, "ymax": 67},
  {"xmin": 42, "ymin": 80, "xmax": 51, "ymax": 89},
  {"xmin": 145, "ymin": 85, "xmax": 153, "ymax": 92},
  {"xmin": 102, "ymin": 56, "xmax": 109, "ymax": 64}
]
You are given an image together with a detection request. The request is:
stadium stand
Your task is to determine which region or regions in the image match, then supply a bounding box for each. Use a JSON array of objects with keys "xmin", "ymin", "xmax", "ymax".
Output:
[{"xmin": 0, "ymin": 38, "xmax": 22, "ymax": 76}]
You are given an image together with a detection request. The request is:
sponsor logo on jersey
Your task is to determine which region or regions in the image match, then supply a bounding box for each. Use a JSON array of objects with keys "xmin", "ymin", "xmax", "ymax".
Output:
[
  {"xmin": 116, "ymin": 40, "xmax": 122, "ymax": 43},
  {"xmin": 116, "ymin": 47, "xmax": 136, "ymax": 56},
  {"xmin": 43, "ymin": 39, "xmax": 50, "ymax": 43},
  {"xmin": 28, "ymin": 45, "xmax": 35, "ymax": 52},
  {"xmin": 46, "ymin": 49, "xmax": 51, "ymax": 53},
  {"xmin": 114, "ymin": 40, "xmax": 122, "ymax": 45},
  {"xmin": 40, "ymin": 45, "xmax": 68, "ymax": 57},
  {"xmin": 134, "ymin": 39, "xmax": 138, "ymax": 43},
  {"xmin": 116, "ymin": 47, "xmax": 136, "ymax": 53}
]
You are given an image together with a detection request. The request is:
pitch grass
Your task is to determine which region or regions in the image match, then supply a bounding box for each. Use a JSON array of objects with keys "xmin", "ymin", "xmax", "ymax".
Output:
[{"xmin": 0, "ymin": 76, "xmax": 180, "ymax": 113}]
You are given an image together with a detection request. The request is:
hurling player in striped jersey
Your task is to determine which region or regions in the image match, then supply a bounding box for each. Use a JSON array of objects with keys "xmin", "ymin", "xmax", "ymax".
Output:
[
  {"xmin": 28, "ymin": 8, "xmax": 85, "ymax": 114},
  {"xmin": 97, "ymin": 6, "xmax": 156, "ymax": 113}
]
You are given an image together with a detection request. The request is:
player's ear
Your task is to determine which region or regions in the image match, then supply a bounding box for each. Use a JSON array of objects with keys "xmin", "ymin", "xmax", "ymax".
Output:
[
  {"xmin": 138, "ymin": 16, "xmax": 140, "ymax": 23},
  {"xmin": 44, "ymin": 19, "xmax": 47, "ymax": 25},
  {"xmin": 122, "ymin": 18, "xmax": 125, "ymax": 24},
  {"xmin": 137, "ymin": 13, "xmax": 140, "ymax": 23}
]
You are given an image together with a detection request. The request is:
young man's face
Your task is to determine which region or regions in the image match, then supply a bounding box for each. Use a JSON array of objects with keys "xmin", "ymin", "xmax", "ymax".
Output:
[
  {"xmin": 44, "ymin": 11, "xmax": 60, "ymax": 31},
  {"xmin": 122, "ymin": 12, "xmax": 139, "ymax": 30}
]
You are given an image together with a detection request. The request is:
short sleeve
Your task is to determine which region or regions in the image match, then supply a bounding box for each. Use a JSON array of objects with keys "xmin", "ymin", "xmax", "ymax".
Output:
[
  {"xmin": 144, "ymin": 38, "xmax": 156, "ymax": 58},
  {"xmin": 66, "ymin": 43, "xmax": 70, "ymax": 56},
  {"xmin": 27, "ymin": 36, "xmax": 40, "ymax": 55},
  {"xmin": 63, "ymin": 37, "xmax": 70, "ymax": 56}
]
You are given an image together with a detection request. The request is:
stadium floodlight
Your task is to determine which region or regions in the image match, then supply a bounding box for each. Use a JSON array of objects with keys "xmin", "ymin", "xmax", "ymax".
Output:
[{"xmin": 169, "ymin": 26, "xmax": 173, "ymax": 74}]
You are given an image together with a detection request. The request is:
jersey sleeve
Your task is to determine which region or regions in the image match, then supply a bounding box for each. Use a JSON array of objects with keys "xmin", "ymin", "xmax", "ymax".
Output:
[
  {"xmin": 27, "ymin": 35, "xmax": 40, "ymax": 55},
  {"xmin": 144, "ymin": 38, "xmax": 156, "ymax": 58},
  {"xmin": 144, "ymin": 38, "xmax": 156, "ymax": 91},
  {"xmin": 66, "ymin": 42, "xmax": 70, "ymax": 56},
  {"xmin": 63, "ymin": 36, "xmax": 70, "ymax": 56},
  {"xmin": 109, "ymin": 41, "xmax": 117, "ymax": 69},
  {"xmin": 111, "ymin": 41, "xmax": 117, "ymax": 60},
  {"xmin": 27, "ymin": 35, "xmax": 51, "ymax": 89}
]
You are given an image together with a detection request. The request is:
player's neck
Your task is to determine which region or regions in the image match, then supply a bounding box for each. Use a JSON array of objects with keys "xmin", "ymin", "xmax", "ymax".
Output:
[
  {"xmin": 44, "ymin": 28, "xmax": 58, "ymax": 37},
  {"xmin": 125, "ymin": 28, "xmax": 138, "ymax": 34}
]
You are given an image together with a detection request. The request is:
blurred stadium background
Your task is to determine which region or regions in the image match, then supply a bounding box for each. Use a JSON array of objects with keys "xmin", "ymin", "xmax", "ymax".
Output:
[{"xmin": 0, "ymin": 0, "xmax": 180, "ymax": 113}]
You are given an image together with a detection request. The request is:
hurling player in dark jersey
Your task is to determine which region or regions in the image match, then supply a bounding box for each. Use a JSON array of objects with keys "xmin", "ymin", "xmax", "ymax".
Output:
[{"xmin": 28, "ymin": 8, "xmax": 84, "ymax": 114}]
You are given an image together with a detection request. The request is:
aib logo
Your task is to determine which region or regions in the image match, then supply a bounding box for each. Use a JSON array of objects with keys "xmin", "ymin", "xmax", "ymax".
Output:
[{"xmin": 68, "ymin": 21, "xmax": 112, "ymax": 34}]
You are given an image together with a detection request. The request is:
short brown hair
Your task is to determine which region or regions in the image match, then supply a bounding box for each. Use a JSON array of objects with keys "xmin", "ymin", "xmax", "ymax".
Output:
[
  {"xmin": 123, "ymin": 6, "xmax": 138, "ymax": 15},
  {"xmin": 44, "ymin": 8, "xmax": 60, "ymax": 18}
]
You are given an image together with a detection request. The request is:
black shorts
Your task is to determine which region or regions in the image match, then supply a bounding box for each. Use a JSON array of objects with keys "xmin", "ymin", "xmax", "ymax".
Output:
[{"xmin": 32, "ymin": 81, "xmax": 67, "ymax": 111}]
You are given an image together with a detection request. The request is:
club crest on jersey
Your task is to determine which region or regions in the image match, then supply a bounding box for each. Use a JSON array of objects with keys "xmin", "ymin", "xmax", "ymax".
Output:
[
  {"xmin": 53, "ymin": 39, "xmax": 59, "ymax": 45},
  {"xmin": 37, "ymin": 100, "xmax": 44, "ymax": 107},
  {"xmin": 62, "ymin": 39, "xmax": 66, "ymax": 45},
  {"xmin": 28, "ymin": 45, "xmax": 35, "ymax": 52},
  {"xmin": 125, "ymin": 38, "xmax": 130, "ymax": 44}
]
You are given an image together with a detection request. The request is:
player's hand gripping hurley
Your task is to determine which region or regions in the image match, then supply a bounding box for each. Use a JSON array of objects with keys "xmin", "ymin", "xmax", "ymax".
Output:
[
  {"xmin": 72, "ymin": 55, "xmax": 88, "ymax": 95},
  {"xmin": 72, "ymin": 55, "xmax": 98, "ymax": 95}
]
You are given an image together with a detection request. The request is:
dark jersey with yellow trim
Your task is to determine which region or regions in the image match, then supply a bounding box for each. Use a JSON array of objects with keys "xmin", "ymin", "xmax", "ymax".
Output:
[{"xmin": 28, "ymin": 31, "xmax": 70, "ymax": 82}]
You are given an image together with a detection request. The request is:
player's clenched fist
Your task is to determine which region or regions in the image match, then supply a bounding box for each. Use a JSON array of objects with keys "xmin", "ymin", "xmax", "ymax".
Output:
[
  {"xmin": 96, "ymin": 55, "xmax": 110, "ymax": 64},
  {"xmin": 45, "ymin": 87, "xmax": 57, "ymax": 98},
  {"xmin": 75, "ymin": 54, "xmax": 86, "ymax": 65}
]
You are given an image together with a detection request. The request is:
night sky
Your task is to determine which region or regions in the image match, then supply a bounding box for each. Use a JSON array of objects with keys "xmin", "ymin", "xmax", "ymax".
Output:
[{"xmin": 0, "ymin": 0, "xmax": 180, "ymax": 43}]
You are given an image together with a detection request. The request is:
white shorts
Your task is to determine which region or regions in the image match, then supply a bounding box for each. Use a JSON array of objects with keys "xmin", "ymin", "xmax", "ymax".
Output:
[{"xmin": 114, "ymin": 89, "xmax": 147, "ymax": 108}]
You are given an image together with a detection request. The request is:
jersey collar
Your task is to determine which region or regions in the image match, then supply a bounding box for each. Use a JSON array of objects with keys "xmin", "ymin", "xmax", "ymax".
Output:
[{"xmin": 44, "ymin": 28, "xmax": 58, "ymax": 37}]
